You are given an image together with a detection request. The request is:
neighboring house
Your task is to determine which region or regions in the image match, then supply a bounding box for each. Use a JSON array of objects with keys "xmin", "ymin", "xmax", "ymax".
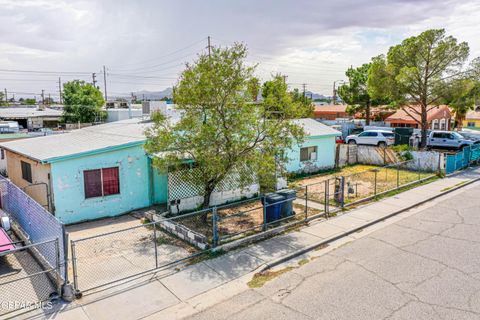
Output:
[
  {"xmin": 0, "ymin": 117, "xmax": 334, "ymax": 224},
  {"xmin": 465, "ymin": 108, "xmax": 480, "ymax": 128},
  {"xmin": 285, "ymin": 119, "xmax": 340, "ymax": 173},
  {"xmin": 0, "ymin": 107, "xmax": 63, "ymax": 130},
  {"xmin": 313, "ymin": 105, "xmax": 351, "ymax": 120},
  {"xmin": 385, "ymin": 105, "xmax": 452, "ymax": 130},
  {"xmin": 0, "ymin": 132, "xmax": 32, "ymax": 172}
]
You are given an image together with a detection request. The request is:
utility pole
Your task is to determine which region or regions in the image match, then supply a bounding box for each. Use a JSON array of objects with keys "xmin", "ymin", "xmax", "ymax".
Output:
[
  {"xmin": 103, "ymin": 65, "xmax": 108, "ymax": 101},
  {"xmin": 48, "ymin": 93, "xmax": 51, "ymax": 105},
  {"xmin": 58, "ymin": 77, "xmax": 62, "ymax": 104},
  {"xmin": 332, "ymin": 81, "xmax": 337, "ymax": 105},
  {"xmin": 41, "ymin": 89, "xmax": 45, "ymax": 105},
  {"xmin": 302, "ymin": 83, "xmax": 307, "ymax": 104},
  {"xmin": 282, "ymin": 75, "xmax": 288, "ymax": 85},
  {"xmin": 92, "ymin": 72, "xmax": 97, "ymax": 88},
  {"xmin": 207, "ymin": 36, "xmax": 212, "ymax": 58}
]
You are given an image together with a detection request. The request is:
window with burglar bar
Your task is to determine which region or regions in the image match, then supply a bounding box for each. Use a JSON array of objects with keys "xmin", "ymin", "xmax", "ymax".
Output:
[
  {"xmin": 84, "ymin": 167, "xmax": 120, "ymax": 198},
  {"xmin": 21, "ymin": 160, "xmax": 32, "ymax": 183},
  {"xmin": 300, "ymin": 146, "xmax": 317, "ymax": 162}
]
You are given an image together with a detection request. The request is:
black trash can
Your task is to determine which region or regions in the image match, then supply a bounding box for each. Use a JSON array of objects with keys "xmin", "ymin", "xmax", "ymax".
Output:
[
  {"xmin": 262, "ymin": 193, "xmax": 285, "ymax": 223},
  {"xmin": 277, "ymin": 189, "xmax": 296, "ymax": 217}
]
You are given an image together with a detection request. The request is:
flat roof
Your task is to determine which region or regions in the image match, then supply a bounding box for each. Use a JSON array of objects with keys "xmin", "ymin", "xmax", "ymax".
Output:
[
  {"xmin": 0, "ymin": 118, "xmax": 152, "ymax": 163},
  {"xmin": 293, "ymin": 118, "xmax": 341, "ymax": 137},
  {"xmin": 0, "ymin": 108, "xmax": 63, "ymax": 119}
]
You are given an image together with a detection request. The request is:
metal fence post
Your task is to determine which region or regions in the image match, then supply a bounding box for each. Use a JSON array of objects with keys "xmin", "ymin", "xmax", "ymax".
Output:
[
  {"xmin": 374, "ymin": 170, "xmax": 378, "ymax": 196},
  {"xmin": 212, "ymin": 207, "xmax": 218, "ymax": 247},
  {"xmin": 153, "ymin": 222, "xmax": 159, "ymax": 269},
  {"xmin": 71, "ymin": 241, "xmax": 79, "ymax": 293},
  {"xmin": 55, "ymin": 238, "xmax": 62, "ymax": 296},
  {"xmin": 304, "ymin": 185, "xmax": 308, "ymax": 220},
  {"xmin": 418, "ymin": 158, "xmax": 421, "ymax": 180},
  {"xmin": 396, "ymin": 163, "xmax": 400, "ymax": 188},
  {"xmin": 324, "ymin": 180, "xmax": 329, "ymax": 217},
  {"xmin": 340, "ymin": 176, "xmax": 345, "ymax": 208},
  {"xmin": 262, "ymin": 197, "xmax": 267, "ymax": 231}
]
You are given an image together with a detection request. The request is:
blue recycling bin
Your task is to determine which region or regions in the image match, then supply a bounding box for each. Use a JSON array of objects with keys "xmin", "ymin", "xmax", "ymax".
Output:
[
  {"xmin": 277, "ymin": 189, "xmax": 296, "ymax": 217},
  {"xmin": 263, "ymin": 193, "xmax": 284, "ymax": 223}
]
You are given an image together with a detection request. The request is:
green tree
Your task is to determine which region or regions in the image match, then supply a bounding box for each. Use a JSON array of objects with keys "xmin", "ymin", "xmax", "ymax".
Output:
[
  {"xmin": 261, "ymin": 77, "xmax": 313, "ymax": 118},
  {"xmin": 145, "ymin": 44, "xmax": 305, "ymax": 210},
  {"xmin": 368, "ymin": 29, "xmax": 470, "ymax": 148},
  {"xmin": 23, "ymin": 98, "xmax": 36, "ymax": 105},
  {"xmin": 338, "ymin": 63, "xmax": 386, "ymax": 125},
  {"xmin": 247, "ymin": 77, "xmax": 260, "ymax": 102},
  {"xmin": 62, "ymin": 80, "xmax": 105, "ymax": 123},
  {"xmin": 0, "ymin": 91, "xmax": 5, "ymax": 106}
]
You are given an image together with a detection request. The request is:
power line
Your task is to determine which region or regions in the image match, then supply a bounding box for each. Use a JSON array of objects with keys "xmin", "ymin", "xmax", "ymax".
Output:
[
  {"xmin": 108, "ymin": 37, "xmax": 207, "ymax": 69},
  {"xmin": 0, "ymin": 68, "xmax": 91, "ymax": 75}
]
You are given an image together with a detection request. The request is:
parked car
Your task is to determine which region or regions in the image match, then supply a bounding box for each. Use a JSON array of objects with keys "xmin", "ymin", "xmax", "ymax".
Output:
[
  {"xmin": 335, "ymin": 135, "xmax": 345, "ymax": 144},
  {"xmin": 427, "ymin": 131, "xmax": 478, "ymax": 150},
  {"xmin": 346, "ymin": 130, "xmax": 395, "ymax": 147}
]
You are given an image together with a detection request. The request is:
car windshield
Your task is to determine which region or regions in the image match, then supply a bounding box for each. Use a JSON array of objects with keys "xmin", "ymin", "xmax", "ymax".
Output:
[{"xmin": 452, "ymin": 132, "xmax": 464, "ymax": 139}]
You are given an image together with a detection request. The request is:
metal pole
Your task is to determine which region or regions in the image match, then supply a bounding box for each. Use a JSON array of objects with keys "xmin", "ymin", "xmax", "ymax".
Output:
[
  {"xmin": 418, "ymin": 158, "xmax": 421, "ymax": 180},
  {"xmin": 55, "ymin": 238, "xmax": 62, "ymax": 295},
  {"xmin": 374, "ymin": 170, "xmax": 377, "ymax": 196},
  {"xmin": 71, "ymin": 241, "xmax": 79, "ymax": 293},
  {"xmin": 397, "ymin": 163, "xmax": 400, "ymax": 188},
  {"xmin": 153, "ymin": 222, "xmax": 158, "ymax": 269},
  {"xmin": 304, "ymin": 185, "xmax": 308, "ymax": 220},
  {"xmin": 212, "ymin": 207, "xmax": 218, "ymax": 247},
  {"xmin": 62, "ymin": 227, "xmax": 69, "ymax": 282},
  {"xmin": 324, "ymin": 180, "xmax": 329, "ymax": 216},
  {"xmin": 262, "ymin": 197, "xmax": 267, "ymax": 231}
]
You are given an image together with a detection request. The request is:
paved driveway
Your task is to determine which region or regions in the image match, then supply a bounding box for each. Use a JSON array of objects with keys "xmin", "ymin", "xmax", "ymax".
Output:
[{"xmin": 187, "ymin": 183, "xmax": 480, "ymax": 320}]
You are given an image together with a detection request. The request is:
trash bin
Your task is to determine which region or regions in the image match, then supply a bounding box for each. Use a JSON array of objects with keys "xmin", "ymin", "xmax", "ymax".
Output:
[
  {"xmin": 262, "ymin": 193, "xmax": 284, "ymax": 223},
  {"xmin": 277, "ymin": 189, "xmax": 296, "ymax": 218}
]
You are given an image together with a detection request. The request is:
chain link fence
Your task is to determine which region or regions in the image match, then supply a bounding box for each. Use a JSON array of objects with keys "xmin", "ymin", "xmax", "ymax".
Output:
[
  {"xmin": 71, "ymin": 210, "xmax": 211, "ymax": 293},
  {"xmin": 70, "ymin": 159, "xmax": 438, "ymax": 294},
  {"xmin": 0, "ymin": 176, "xmax": 67, "ymax": 280},
  {"xmin": 0, "ymin": 238, "xmax": 61, "ymax": 317}
]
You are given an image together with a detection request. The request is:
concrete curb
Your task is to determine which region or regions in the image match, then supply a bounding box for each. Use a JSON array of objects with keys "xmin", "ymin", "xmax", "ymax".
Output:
[{"xmin": 257, "ymin": 173, "xmax": 480, "ymax": 273}]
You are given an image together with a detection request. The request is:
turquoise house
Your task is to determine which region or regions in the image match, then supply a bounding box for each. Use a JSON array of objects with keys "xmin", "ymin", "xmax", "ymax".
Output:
[
  {"xmin": 0, "ymin": 119, "xmax": 168, "ymax": 224},
  {"xmin": 285, "ymin": 119, "xmax": 340, "ymax": 174},
  {"xmin": 0, "ymin": 118, "xmax": 339, "ymax": 224}
]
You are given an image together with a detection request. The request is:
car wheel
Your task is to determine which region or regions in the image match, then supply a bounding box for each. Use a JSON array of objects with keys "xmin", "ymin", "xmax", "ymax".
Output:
[
  {"xmin": 348, "ymin": 139, "xmax": 356, "ymax": 145},
  {"xmin": 378, "ymin": 141, "xmax": 386, "ymax": 148}
]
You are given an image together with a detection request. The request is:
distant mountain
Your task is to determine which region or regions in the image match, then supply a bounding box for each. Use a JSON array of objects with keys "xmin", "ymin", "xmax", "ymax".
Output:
[
  {"xmin": 305, "ymin": 91, "xmax": 331, "ymax": 101},
  {"xmin": 133, "ymin": 88, "xmax": 173, "ymax": 100}
]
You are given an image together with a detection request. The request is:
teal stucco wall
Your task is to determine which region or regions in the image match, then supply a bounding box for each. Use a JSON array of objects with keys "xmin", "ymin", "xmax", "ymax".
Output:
[
  {"xmin": 152, "ymin": 167, "xmax": 168, "ymax": 205},
  {"xmin": 50, "ymin": 145, "xmax": 157, "ymax": 224},
  {"xmin": 285, "ymin": 135, "xmax": 336, "ymax": 173}
]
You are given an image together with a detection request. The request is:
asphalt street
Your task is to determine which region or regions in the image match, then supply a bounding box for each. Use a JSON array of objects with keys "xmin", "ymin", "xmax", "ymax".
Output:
[{"xmin": 186, "ymin": 182, "xmax": 480, "ymax": 320}]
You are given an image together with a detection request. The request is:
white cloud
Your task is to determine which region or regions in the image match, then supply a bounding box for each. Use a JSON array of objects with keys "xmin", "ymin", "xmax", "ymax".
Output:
[{"xmin": 0, "ymin": 0, "xmax": 479, "ymax": 97}]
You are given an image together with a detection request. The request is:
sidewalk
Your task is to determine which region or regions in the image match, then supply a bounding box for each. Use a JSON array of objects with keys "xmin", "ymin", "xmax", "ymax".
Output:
[{"xmin": 17, "ymin": 167, "xmax": 480, "ymax": 320}]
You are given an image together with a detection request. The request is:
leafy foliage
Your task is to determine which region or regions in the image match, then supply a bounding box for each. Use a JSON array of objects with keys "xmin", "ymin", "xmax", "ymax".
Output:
[
  {"xmin": 145, "ymin": 44, "xmax": 308, "ymax": 208},
  {"xmin": 368, "ymin": 29, "xmax": 471, "ymax": 147},
  {"xmin": 0, "ymin": 91, "xmax": 5, "ymax": 106},
  {"xmin": 338, "ymin": 63, "xmax": 372, "ymax": 124},
  {"xmin": 61, "ymin": 80, "xmax": 105, "ymax": 123}
]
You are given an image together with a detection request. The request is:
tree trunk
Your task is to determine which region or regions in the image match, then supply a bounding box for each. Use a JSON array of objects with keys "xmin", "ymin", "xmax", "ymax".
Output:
[
  {"xmin": 420, "ymin": 105, "xmax": 428, "ymax": 149},
  {"xmin": 455, "ymin": 112, "xmax": 463, "ymax": 131},
  {"xmin": 201, "ymin": 184, "xmax": 215, "ymax": 223},
  {"xmin": 365, "ymin": 103, "xmax": 371, "ymax": 125}
]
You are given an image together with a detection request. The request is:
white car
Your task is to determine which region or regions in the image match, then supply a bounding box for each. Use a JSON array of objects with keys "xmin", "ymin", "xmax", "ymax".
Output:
[{"xmin": 346, "ymin": 130, "xmax": 395, "ymax": 147}]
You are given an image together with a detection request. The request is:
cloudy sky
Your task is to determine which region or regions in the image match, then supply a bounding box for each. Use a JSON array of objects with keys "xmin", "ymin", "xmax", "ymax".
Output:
[{"xmin": 1, "ymin": 0, "xmax": 479, "ymax": 100}]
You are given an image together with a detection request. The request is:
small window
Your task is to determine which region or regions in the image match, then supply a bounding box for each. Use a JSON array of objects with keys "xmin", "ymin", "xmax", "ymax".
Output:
[
  {"xmin": 300, "ymin": 146, "xmax": 318, "ymax": 162},
  {"xmin": 84, "ymin": 167, "xmax": 120, "ymax": 199},
  {"xmin": 21, "ymin": 161, "xmax": 32, "ymax": 183},
  {"xmin": 467, "ymin": 122, "xmax": 476, "ymax": 127}
]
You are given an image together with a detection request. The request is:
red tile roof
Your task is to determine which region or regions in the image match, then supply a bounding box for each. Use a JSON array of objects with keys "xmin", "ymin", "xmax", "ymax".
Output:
[
  {"xmin": 314, "ymin": 105, "xmax": 348, "ymax": 115},
  {"xmin": 385, "ymin": 105, "xmax": 451, "ymax": 123}
]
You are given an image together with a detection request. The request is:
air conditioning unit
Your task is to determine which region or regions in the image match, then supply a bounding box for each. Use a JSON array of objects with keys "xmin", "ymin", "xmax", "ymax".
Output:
[
  {"xmin": 310, "ymin": 152, "xmax": 317, "ymax": 161},
  {"xmin": 1, "ymin": 216, "xmax": 11, "ymax": 232}
]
